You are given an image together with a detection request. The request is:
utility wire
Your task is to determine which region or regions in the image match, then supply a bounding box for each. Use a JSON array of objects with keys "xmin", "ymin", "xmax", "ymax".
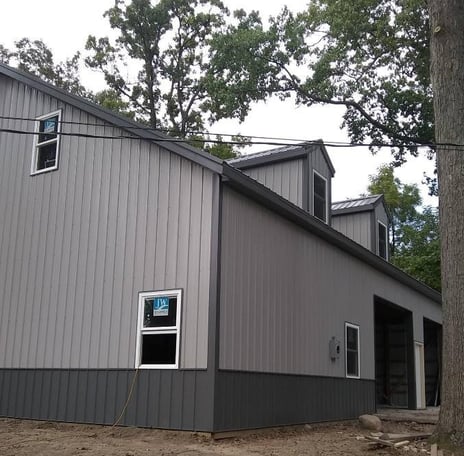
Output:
[
  {"xmin": 0, "ymin": 118, "xmax": 460, "ymax": 149},
  {"xmin": 0, "ymin": 126, "xmax": 449, "ymax": 149},
  {"xmin": 0, "ymin": 114, "xmax": 320, "ymax": 143}
]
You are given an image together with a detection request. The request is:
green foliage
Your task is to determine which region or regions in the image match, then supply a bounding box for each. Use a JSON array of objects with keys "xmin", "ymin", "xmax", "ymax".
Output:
[
  {"xmin": 205, "ymin": 9, "xmax": 285, "ymax": 122},
  {"xmin": 208, "ymin": 0, "xmax": 433, "ymax": 164},
  {"xmin": 5, "ymin": 38, "xmax": 89, "ymax": 97},
  {"xmin": 0, "ymin": 44, "xmax": 11, "ymax": 64},
  {"xmin": 393, "ymin": 206, "xmax": 441, "ymax": 291},
  {"xmin": 189, "ymin": 134, "xmax": 248, "ymax": 159},
  {"xmin": 92, "ymin": 89, "xmax": 135, "ymax": 118},
  {"xmin": 367, "ymin": 165, "xmax": 440, "ymax": 290},
  {"xmin": 85, "ymin": 0, "xmax": 250, "ymax": 158},
  {"xmin": 85, "ymin": 0, "xmax": 245, "ymax": 160}
]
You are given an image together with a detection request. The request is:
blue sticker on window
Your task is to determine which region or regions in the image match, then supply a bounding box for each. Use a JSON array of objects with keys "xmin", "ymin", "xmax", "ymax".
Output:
[
  {"xmin": 153, "ymin": 297, "xmax": 169, "ymax": 316},
  {"xmin": 43, "ymin": 118, "xmax": 56, "ymax": 133}
]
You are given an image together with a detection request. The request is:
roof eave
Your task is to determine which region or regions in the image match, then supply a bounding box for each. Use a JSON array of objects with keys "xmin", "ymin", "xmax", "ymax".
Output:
[{"xmin": 222, "ymin": 162, "xmax": 441, "ymax": 304}]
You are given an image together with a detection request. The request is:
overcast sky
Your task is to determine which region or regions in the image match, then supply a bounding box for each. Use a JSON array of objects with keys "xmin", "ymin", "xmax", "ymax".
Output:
[{"xmin": 1, "ymin": 0, "xmax": 437, "ymax": 205}]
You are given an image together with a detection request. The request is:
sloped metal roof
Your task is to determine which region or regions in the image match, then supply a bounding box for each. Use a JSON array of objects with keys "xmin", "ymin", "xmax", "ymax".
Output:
[
  {"xmin": 331, "ymin": 194, "xmax": 384, "ymax": 212},
  {"xmin": 228, "ymin": 144, "xmax": 304, "ymax": 164},
  {"xmin": 228, "ymin": 141, "xmax": 336, "ymax": 176}
]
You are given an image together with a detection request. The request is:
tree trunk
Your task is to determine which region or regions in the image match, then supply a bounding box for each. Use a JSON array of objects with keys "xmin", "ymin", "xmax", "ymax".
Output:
[{"xmin": 428, "ymin": 0, "xmax": 464, "ymax": 442}]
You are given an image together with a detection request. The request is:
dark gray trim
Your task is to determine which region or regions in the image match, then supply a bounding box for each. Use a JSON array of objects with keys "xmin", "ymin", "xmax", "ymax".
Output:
[
  {"xmin": 302, "ymin": 155, "xmax": 310, "ymax": 211},
  {"xmin": 0, "ymin": 369, "xmax": 214, "ymax": 431},
  {"xmin": 406, "ymin": 313, "xmax": 417, "ymax": 409},
  {"xmin": 230, "ymin": 147, "xmax": 308, "ymax": 170},
  {"xmin": 222, "ymin": 163, "xmax": 441, "ymax": 304},
  {"xmin": 207, "ymin": 174, "xmax": 221, "ymax": 371},
  {"xmin": 0, "ymin": 63, "xmax": 223, "ymax": 174},
  {"xmin": 205, "ymin": 174, "xmax": 222, "ymax": 430},
  {"xmin": 371, "ymin": 210, "xmax": 377, "ymax": 254},
  {"xmin": 214, "ymin": 370, "xmax": 375, "ymax": 431}
]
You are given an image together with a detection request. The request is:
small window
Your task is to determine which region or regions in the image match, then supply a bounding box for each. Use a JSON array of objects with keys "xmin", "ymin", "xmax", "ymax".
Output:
[
  {"xmin": 345, "ymin": 323, "xmax": 360, "ymax": 378},
  {"xmin": 31, "ymin": 110, "xmax": 61, "ymax": 175},
  {"xmin": 313, "ymin": 171, "xmax": 328, "ymax": 223},
  {"xmin": 378, "ymin": 221, "xmax": 388, "ymax": 260},
  {"xmin": 136, "ymin": 289, "xmax": 182, "ymax": 369}
]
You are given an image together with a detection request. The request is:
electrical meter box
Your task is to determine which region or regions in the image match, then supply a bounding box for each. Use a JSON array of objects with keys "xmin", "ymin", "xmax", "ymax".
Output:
[{"xmin": 329, "ymin": 336, "xmax": 341, "ymax": 360}]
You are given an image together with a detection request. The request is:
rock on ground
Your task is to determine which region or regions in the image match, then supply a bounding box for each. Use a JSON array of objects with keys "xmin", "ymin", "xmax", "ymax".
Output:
[{"xmin": 359, "ymin": 414, "xmax": 382, "ymax": 431}]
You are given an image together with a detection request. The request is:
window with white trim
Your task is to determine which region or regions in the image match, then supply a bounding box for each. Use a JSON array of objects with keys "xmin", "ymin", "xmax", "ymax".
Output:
[
  {"xmin": 345, "ymin": 322, "xmax": 360, "ymax": 378},
  {"xmin": 136, "ymin": 289, "xmax": 182, "ymax": 369},
  {"xmin": 378, "ymin": 221, "xmax": 388, "ymax": 260},
  {"xmin": 313, "ymin": 170, "xmax": 328, "ymax": 223},
  {"xmin": 31, "ymin": 110, "xmax": 61, "ymax": 175}
]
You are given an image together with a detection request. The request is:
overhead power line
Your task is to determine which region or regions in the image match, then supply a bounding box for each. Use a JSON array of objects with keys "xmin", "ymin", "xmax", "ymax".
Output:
[
  {"xmin": 0, "ymin": 114, "xmax": 318, "ymax": 143},
  {"xmin": 0, "ymin": 114, "xmax": 459, "ymax": 149},
  {"xmin": 0, "ymin": 125, "xmax": 451, "ymax": 149}
]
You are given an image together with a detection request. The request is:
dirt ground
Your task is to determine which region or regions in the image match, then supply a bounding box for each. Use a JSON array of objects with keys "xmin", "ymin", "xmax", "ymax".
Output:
[{"xmin": 0, "ymin": 418, "xmax": 442, "ymax": 456}]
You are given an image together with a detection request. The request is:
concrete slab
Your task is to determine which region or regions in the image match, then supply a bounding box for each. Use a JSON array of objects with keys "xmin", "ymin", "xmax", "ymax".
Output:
[{"xmin": 376, "ymin": 407, "xmax": 439, "ymax": 424}]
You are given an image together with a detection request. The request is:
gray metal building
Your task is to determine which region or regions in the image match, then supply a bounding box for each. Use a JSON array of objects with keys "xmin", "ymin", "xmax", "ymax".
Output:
[{"xmin": 0, "ymin": 64, "xmax": 441, "ymax": 432}]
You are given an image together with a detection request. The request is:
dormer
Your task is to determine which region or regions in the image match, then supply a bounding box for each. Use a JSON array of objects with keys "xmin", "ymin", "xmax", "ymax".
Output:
[
  {"xmin": 331, "ymin": 195, "xmax": 391, "ymax": 260},
  {"xmin": 228, "ymin": 142, "xmax": 335, "ymax": 223}
]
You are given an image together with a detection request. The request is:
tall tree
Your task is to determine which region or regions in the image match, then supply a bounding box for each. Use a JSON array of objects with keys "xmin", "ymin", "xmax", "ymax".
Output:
[
  {"xmin": 393, "ymin": 206, "xmax": 441, "ymax": 291},
  {"xmin": 367, "ymin": 165, "xmax": 440, "ymax": 291},
  {"xmin": 2, "ymin": 38, "xmax": 89, "ymax": 97},
  {"xmin": 428, "ymin": 0, "xmax": 464, "ymax": 444},
  {"xmin": 86, "ymin": 0, "xmax": 235, "ymax": 137},
  {"xmin": 208, "ymin": 0, "xmax": 434, "ymax": 166},
  {"xmin": 367, "ymin": 165, "xmax": 422, "ymax": 254}
]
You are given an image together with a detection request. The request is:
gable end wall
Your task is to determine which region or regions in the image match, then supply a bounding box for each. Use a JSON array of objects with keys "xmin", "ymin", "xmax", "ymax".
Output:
[{"xmin": 0, "ymin": 75, "xmax": 215, "ymax": 370}]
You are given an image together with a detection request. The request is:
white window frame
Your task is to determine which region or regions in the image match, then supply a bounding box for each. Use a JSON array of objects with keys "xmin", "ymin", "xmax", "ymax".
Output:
[
  {"xmin": 135, "ymin": 289, "xmax": 182, "ymax": 369},
  {"xmin": 31, "ymin": 109, "xmax": 62, "ymax": 175},
  {"xmin": 345, "ymin": 322, "xmax": 360, "ymax": 379},
  {"xmin": 313, "ymin": 170, "xmax": 328, "ymax": 224},
  {"xmin": 377, "ymin": 220, "xmax": 388, "ymax": 261}
]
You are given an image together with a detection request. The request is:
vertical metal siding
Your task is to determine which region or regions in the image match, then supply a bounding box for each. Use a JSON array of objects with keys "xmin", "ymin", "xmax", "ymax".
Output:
[
  {"xmin": 0, "ymin": 75, "xmax": 213, "ymax": 369},
  {"xmin": 331, "ymin": 212, "xmax": 373, "ymax": 251},
  {"xmin": 214, "ymin": 371, "xmax": 376, "ymax": 431},
  {"xmin": 0, "ymin": 368, "xmax": 214, "ymax": 431},
  {"xmin": 219, "ymin": 187, "xmax": 441, "ymax": 379},
  {"xmin": 244, "ymin": 159, "xmax": 304, "ymax": 208}
]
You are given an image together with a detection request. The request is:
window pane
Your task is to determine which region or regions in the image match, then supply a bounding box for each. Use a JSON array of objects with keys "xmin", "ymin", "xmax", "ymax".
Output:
[
  {"xmin": 347, "ymin": 350, "xmax": 359, "ymax": 377},
  {"xmin": 38, "ymin": 115, "xmax": 59, "ymax": 143},
  {"xmin": 313, "ymin": 174, "xmax": 326, "ymax": 221},
  {"xmin": 314, "ymin": 174, "xmax": 326, "ymax": 199},
  {"xmin": 143, "ymin": 296, "xmax": 177, "ymax": 328},
  {"xmin": 346, "ymin": 326, "xmax": 358, "ymax": 350},
  {"xmin": 314, "ymin": 195, "xmax": 326, "ymax": 221},
  {"xmin": 141, "ymin": 333, "xmax": 177, "ymax": 365},
  {"xmin": 36, "ymin": 143, "xmax": 57, "ymax": 170},
  {"xmin": 378, "ymin": 223, "xmax": 387, "ymax": 259}
]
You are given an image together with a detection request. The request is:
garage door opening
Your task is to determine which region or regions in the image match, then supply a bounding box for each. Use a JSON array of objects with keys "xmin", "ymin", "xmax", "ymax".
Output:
[
  {"xmin": 374, "ymin": 297, "xmax": 415, "ymax": 408},
  {"xmin": 424, "ymin": 318, "xmax": 442, "ymax": 407}
]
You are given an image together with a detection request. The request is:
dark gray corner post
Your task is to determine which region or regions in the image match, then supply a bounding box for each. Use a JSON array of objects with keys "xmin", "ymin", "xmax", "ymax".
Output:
[
  {"xmin": 205, "ymin": 173, "xmax": 223, "ymax": 432},
  {"xmin": 302, "ymin": 145, "xmax": 311, "ymax": 213}
]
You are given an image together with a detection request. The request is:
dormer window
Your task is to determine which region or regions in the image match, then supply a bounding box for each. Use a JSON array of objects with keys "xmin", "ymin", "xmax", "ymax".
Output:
[
  {"xmin": 31, "ymin": 110, "xmax": 61, "ymax": 175},
  {"xmin": 313, "ymin": 170, "xmax": 328, "ymax": 223},
  {"xmin": 378, "ymin": 221, "xmax": 388, "ymax": 260}
]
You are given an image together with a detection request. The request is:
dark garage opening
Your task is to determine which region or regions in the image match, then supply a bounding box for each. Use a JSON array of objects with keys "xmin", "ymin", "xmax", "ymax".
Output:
[
  {"xmin": 374, "ymin": 297, "xmax": 415, "ymax": 408},
  {"xmin": 424, "ymin": 318, "xmax": 442, "ymax": 406}
]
